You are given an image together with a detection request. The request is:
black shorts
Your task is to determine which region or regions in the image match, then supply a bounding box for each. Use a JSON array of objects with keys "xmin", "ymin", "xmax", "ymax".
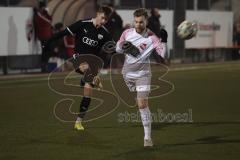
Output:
[{"xmin": 73, "ymin": 54, "xmax": 103, "ymax": 87}]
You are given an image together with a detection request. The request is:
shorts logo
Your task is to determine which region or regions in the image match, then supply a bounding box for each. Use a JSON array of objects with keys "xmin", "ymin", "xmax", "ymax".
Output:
[{"xmin": 82, "ymin": 37, "xmax": 98, "ymax": 46}]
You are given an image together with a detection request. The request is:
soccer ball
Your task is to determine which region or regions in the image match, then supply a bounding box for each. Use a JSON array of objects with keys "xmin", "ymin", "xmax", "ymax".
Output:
[{"xmin": 177, "ymin": 20, "xmax": 197, "ymax": 40}]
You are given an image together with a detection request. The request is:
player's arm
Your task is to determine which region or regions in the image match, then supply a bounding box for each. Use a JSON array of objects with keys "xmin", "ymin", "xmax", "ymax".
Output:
[
  {"xmin": 116, "ymin": 29, "xmax": 128, "ymax": 53},
  {"xmin": 116, "ymin": 29, "xmax": 140, "ymax": 57},
  {"xmin": 159, "ymin": 29, "xmax": 169, "ymax": 59},
  {"xmin": 152, "ymin": 29, "xmax": 169, "ymax": 59},
  {"xmin": 43, "ymin": 20, "xmax": 82, "ymax": 47},
  {"xmin": 101, "ymin": 28, "xmax": 116, "ymax": 54}
]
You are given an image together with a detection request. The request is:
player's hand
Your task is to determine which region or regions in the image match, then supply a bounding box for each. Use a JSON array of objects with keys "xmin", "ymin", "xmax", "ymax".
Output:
[
  {"xmin": 102, "ymin": 41, "xmax": 116, "ymax": 54},
  {"xmin": 159, "ymin": 28, "xmax": 168, "ymax": 43},
  {"xmin": 92, "ymin": 76, "xmax": 103, "ymax": 90},
  {"xmin": 122, "ymin": 41, "xmax": 140, "ymax": 57}
]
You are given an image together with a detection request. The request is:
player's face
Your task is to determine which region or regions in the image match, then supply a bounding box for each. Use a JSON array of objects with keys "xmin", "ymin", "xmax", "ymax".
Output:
[
  {"xmin": 134, "ymin": 16, "xmax": 147, "ymax": 33},
  {"xmin": 96, "ymin": 12, "xmax": 108, "ymax": 27}
]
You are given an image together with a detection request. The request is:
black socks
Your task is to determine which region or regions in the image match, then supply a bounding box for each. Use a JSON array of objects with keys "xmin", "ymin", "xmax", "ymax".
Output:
[{"xmin": 78, "ymin": 97, "xmax": 91, "ymax": 118}]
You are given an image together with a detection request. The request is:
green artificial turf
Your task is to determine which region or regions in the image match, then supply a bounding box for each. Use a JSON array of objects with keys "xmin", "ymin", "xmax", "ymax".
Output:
[{"xmin": 0, "ymin": 62, "xmax": 240, "ymax": 160}]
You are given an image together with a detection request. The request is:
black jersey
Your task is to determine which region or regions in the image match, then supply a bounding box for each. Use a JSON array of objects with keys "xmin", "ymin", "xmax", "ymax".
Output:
[{"xmin": 47, "ymin": 19, "xmax": 112, "ymax": 55}]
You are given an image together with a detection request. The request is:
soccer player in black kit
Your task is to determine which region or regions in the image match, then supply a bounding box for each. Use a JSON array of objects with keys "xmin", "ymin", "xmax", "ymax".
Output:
[{"xmin": 45, "ymin": 6, "xmax": 113, "ymax": 130}]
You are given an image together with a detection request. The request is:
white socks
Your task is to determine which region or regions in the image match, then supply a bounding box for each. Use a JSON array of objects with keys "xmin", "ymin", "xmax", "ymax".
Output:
[{"xmin": 139, "ymin": 107, "xmax": 152, "ymax": 140}]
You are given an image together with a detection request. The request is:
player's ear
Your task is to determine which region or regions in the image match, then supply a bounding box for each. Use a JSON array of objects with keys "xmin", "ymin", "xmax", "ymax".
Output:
[{"xmin": 144, "ymin": 19, "xmax": 147, "ymax": 25}]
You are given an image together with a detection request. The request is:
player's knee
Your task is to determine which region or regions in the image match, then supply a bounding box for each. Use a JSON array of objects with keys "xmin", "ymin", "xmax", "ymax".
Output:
[
  {"xmin": 137, "ymin": 98, "xmax": 148, "ymax": 109},
  {"xmin": 83, "ymin": 83, "xmax": 92, "ymax": 97}
]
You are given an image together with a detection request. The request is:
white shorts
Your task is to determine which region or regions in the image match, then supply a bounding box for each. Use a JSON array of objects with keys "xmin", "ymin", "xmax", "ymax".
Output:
[{"xmin": 123, "ymin": 76, "xmax": 151, "ymax": 99}]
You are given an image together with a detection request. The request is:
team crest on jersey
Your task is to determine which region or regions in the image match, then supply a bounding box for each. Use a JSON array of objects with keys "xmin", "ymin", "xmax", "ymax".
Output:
[
  {"xmin": 140, "ymin": 43, "xmax": 147, "ymax": 50},
  {"xmin": 98, "ymin": 34, "xmax": 103, "ymax": 40}
]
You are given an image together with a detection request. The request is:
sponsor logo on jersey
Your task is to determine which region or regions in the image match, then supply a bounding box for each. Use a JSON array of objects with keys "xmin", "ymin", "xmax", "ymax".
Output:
[{"xmin": 82, "ymin": 37, "xmax": 98, "ymax": 46}]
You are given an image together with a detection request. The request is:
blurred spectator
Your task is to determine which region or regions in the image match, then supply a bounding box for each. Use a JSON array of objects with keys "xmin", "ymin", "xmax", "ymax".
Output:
[
  {"xmin": 48, "ymin": 22, "xmax": 73, "ymax": 72},
  {"xmin": 234, "ymin": 22, "xmax": 240, "ymax": 44},
  {"xmin": 33, "ymin": 1, "xmax": 53, "ymax": 72},
  {"xmin": 64, "ymin": 35, "xmax": 75, "ymax": 58},
  {"xmin": 103, "ymin": 4, "xmax": 124, "ymax": 69},
  {"xmin": 147, "ymin": 8, "xmax": 169, "ymax": 64},
  {"xmin": 51, "ymin": 23, "xmax": 67, "ymax": 60},
  {"xmin": 147, "ymin": 8, "xmax": 162, "ymax": 38},
  {"xmin": 104, "ymin": 3, "xmax": 123, "ymax": 42},
  {"xmin": 233, "ymin": 21, "xmax": 240, "ymax": 60}
]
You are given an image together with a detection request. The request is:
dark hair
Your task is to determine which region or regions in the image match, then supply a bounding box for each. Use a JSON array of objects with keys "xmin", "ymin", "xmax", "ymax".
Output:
[
  {"xmin": 97, "ymin": 6, "xmax": 112, "ymax": 19},
  {"xmin": 105, "ymin": 3, "xmax": 114, "ymax": 8},
  {"xmin": 133, "ymin": 8, "xmax": 148, "ymax": 18},
  {"xmin": 39, "ymin": 1, "xmax": 46, "ymax": 8},
  {"xmin": 150, "ymin": 8, "xmax": 155, "ymax": 15}
]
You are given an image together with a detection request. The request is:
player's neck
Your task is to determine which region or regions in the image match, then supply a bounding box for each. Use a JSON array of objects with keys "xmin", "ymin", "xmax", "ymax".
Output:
[
  {"xmin": 92, "ymin": 18, "xmax": 100, "ymax": 28},
  {"xmin": 136, "ymin": 28, "xmax": 147, "ymax": 36}
]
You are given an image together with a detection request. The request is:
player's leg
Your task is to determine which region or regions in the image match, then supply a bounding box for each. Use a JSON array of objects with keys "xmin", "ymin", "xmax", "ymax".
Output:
[
  {"xmin": 74, "ymin": 60, "xmax": 94, "ymax": 130},
  {"xmin": 79, "ymin": 83, "xmax": 92, "ymax": 120},
  {"xmin": 73, "ymin": 54, "xmax": 103, "ymax": 130},
  {"xmin": 76, "ymin": 58, "xmax": 101, "ymax": 123},
  {"xmin": 75, "ymin": 83, "xmax": 92, "ymax": 130},
  {"xmin": 74, "ymin": 64, "xmax": 101, "ymax": 130},
  {"xmin": 137, "ymin": 97, "xmax": 153, "ymax": 147},
  {"xmin": 136, "ymin": 77, "xmax": 153, "ymax": 147}
]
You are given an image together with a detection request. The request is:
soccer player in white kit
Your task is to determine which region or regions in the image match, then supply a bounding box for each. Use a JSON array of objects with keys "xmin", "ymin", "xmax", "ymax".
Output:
[{"xmin": 116, "ymin": 8, "xmax": 168, "ymax": 147}]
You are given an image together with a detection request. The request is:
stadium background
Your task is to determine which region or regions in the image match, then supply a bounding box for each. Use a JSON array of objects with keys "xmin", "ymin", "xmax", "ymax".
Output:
[
  {"xmin": 0, "ymin": 0, "xmax": 240, "ymax": 160},
  {"xmin": 0, "ymin": 0, "xmax": 240, "ymax": 74}
]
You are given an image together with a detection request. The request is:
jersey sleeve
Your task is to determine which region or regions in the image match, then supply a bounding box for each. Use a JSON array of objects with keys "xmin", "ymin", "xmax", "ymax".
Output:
[
  {"xmin": 151, "ymin": 35, "xmax": 167, "ymax": 58},
  {"xmin": 105, "ymin": 33, "xmax": 113, "ymax": 42},
  {"xmin": 46, "ymin": 21, "xmax": 82, "ymax": 44},
  {"xmin": 116, "ymin": 29, "xmax": 130, "ymax": 53},
  {"xmin": 102, "ymin": 30, "xmax": 113, "ymax": 43},
  {"xmin": 99, "ymin": 27, "xmax": 114, "ymax": 50},
  {"xmin": 66, "ymin": 20, "xmax": 83, "ymax": 35},
  {"xmin": 159, "ymin": 28, "xmax": 168, "ymax": 43}
]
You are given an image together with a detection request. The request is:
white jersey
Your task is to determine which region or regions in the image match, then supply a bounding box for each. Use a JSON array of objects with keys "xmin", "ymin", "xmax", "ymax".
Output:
[{"xmin": 116, "ymin": 28, "xmax": 167, "ymax": 79}]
